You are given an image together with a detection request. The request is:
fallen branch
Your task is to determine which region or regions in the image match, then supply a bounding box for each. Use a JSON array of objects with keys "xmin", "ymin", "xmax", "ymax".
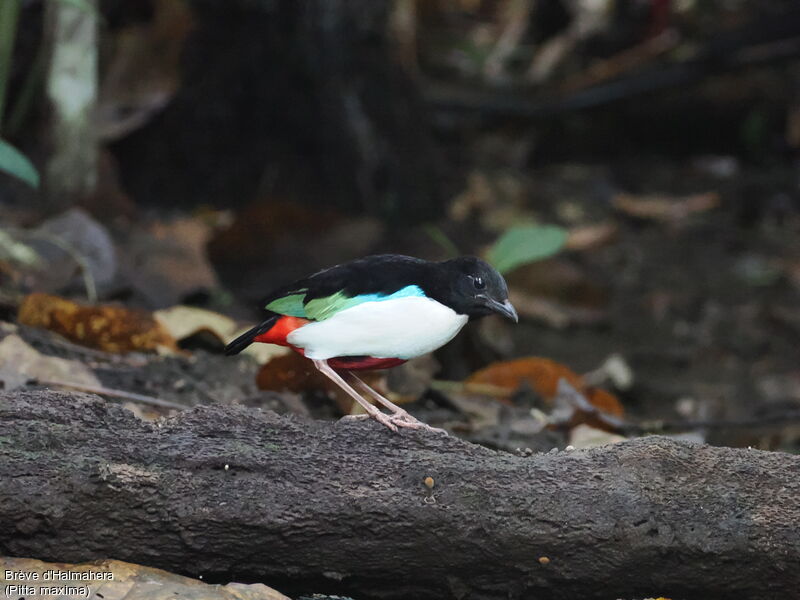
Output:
[
  {"xmin": 1, "ymin": 390, "xmax": 798, "ymax": 600},
  {"xmin": 34, "ymin": 379, "xmax": 186, "ymax": 410}
]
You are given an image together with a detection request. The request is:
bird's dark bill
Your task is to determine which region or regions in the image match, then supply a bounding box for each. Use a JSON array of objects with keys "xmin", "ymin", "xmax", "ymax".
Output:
[{"xmin": 486, "ymin": 298, "xmax": 518, "ymax": 322}]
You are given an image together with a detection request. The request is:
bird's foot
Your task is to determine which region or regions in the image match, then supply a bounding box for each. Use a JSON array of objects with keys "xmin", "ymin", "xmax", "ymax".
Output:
[
  {"xmin": 385, "ymin": 410, "xmax": 448, "ymax": 435},
  {"xmin": 339, "ymin": 409, "xmax": 399, "ymax": 432},
  {"xmin": 340, "ymin": 410, "xmax": 447, "ymax": 435}
]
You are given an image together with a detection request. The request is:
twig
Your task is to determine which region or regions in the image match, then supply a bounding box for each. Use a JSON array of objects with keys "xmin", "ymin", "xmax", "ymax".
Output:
[
  {"xmin": 36, "ymin": 378, "xmax": 186, "ymax": 410},
  {"xmin": 50, "ymin": 338, "xmax": 127, "ymax": 361},
  {"xmin": 557, "ymin": 29, "xmax": 679, "ymax": 94}
]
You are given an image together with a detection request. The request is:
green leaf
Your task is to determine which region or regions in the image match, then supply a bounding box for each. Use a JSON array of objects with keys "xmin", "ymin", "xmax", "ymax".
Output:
[
  {"xmin": 0, "ymin": 139, "xmax": 39, "ymax": 188},
  {"xmin": 486, "ymin": 224, "xmax": 567, "ymax": 274}
]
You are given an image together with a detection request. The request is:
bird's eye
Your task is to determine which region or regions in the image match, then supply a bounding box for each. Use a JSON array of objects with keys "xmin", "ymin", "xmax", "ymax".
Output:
[{"xmin": 473, "ymin": 276, "xmax": 486, "ymax": 290}]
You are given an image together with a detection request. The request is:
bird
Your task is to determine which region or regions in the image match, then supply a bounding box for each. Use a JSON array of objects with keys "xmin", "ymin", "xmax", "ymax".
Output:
[{"xmin": 225, "ymin": 254, "xmax": 518, "ymax": 432}]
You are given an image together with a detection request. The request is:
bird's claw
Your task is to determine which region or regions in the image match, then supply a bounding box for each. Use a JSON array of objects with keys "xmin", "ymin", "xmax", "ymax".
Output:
[
  {"xmin": 339, "ymin": 411, "xmax": 399, "ymax": 432},
  {"xmin": 340, "ymin": 410, "xmax": 447, "ymax": 435},
  {"xmin": 385, "ymin": 410, "xmax": 448, "ymax": 435}
]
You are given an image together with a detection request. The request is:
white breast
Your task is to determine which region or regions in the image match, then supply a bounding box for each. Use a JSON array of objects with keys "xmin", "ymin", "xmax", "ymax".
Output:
[{"xmin": 287, "ymin": 296, "xmax": 469, "ymax": 360}]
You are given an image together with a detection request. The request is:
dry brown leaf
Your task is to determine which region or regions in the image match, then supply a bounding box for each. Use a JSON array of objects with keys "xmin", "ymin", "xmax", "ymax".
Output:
[
  {"xmin": 585, "ymin": 388, "xmax": 625, "ymax": 417},
  {"xmin": 0, "ymin": 556, "xmax": 289, "ymax": 600},
  {"xmin": 466, "ymin": 356, "xmax": 624, "ymax": 419},
  {"xmin": 467, "ymin": 357, "xmax": 585, "ymax": 400},
  {"xmin": 549, "ymin": 379, "xmax": 626, "ymax": 434},
  {"xmin": 0, "ymin": 334, "xmax": 100, "ymax": 391},
  {"xmin": 612, "ymin": 191, "xmax": 720, "ymax": 222},
  {"xmin": 18, "ymin": 293, "xmax": 176, "ymax": 353}
]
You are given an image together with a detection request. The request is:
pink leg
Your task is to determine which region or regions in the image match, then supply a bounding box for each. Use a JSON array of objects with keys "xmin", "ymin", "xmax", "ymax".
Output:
[
  {"xmin": 345, "ymin": 372, "xmax": 448, "ymax": 435},
  {"xmin": 313, "ymin": 359, "xmax": 402, "ymax": 432},
  {"xmin": 313, "ymin": 360, "xmax": 444, "ymax": 434}
]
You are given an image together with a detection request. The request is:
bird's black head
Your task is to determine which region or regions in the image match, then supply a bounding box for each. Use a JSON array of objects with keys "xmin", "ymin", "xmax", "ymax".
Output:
[{"xmin": 437, "ymin": 256, "xmax": 518, "ymax": 322}]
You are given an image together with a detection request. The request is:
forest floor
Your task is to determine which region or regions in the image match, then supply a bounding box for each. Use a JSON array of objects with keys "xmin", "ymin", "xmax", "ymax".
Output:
[{"xmin": 3, "ymin": 156, "xmax": 798, "ymax": 455}]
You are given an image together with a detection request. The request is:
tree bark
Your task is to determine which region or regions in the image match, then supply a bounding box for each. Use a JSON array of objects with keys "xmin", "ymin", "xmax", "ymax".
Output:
[{"xmin": 1, "ymin": 389, "xmax": 798, "ymax": 600}]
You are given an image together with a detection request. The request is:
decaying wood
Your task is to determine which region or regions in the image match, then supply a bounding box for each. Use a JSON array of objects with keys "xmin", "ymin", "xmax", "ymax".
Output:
[{"xmin": 1, "ymin": 390, "xmax": 799, "ymax": 600}]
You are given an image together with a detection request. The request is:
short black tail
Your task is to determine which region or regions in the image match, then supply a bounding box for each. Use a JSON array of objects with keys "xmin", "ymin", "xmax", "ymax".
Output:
[{"xmin": 224, "ymin": 315, "xmax": 278, "ymax": 355}]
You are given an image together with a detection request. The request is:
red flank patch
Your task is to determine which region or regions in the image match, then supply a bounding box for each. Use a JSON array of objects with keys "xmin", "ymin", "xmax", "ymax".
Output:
[{"xmin": 253, "ymin": 315, "xmax": 310, "ymax": 346}]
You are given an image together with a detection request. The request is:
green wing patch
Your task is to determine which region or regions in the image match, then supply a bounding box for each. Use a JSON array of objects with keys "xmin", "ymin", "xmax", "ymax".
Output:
[
  {"xmin": 302, "ymin": 285, "xmax": 426, "ymax": 321},
  {"xmin": 265, "ymin": 289, "xmax": 357, "ymax": 320},
  {"xmin": 303, "ymin": 291, "xmax": 362, "ymax": 321},
  {"xmin": 265, "ymin": 291, "xmax": 307, "ymax": 317},
  {"xmin": 268, "ymin": 285, "xmax": 426, "ymax": 321}
]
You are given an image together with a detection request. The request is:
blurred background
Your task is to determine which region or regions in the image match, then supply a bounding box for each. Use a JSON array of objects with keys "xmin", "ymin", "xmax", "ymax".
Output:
[{"xmin": 1, "ymin": 0, "xmax": 800, "ymax": 452}]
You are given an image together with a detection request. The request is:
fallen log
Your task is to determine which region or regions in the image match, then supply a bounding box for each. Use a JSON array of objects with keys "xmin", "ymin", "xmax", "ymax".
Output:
[{"xmin": 1, "ymin": 390, "xmax": 798, "ymax": 600}]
